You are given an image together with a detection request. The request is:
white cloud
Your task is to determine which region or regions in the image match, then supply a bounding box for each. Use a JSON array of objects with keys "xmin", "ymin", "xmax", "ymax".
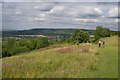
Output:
[
  {"xmin": 74, "ymin": 18, "xmax": 99, "ymax": 23},
  {"xmin": 114, "ymin": 19, "xmax": 120, "ymax": 23},
  {"xmin": 34, "ymin": 18, "xmax": 46, "ymax": 21},
  {"xmin": 2, "ymin": 2, "xmax": 118, "ymax": 30},
  {"xmin": 46, "ymin": 4, "xmax": 103, "ymax": 19},
  {"xmin": 1, "ymin": 0, "xmax": 97, "ymax": 2},
  {"xmin": 108, "ymin": 7, "xmax": 118, "ymax": 17},
  {"xmin": 2, "ymin": 0, "xmax": 119, "ymax": 2},
  {"xmin": 38, "ymin": 13, "xmax": 46, "ymax": 17},
  {"xmin": 33, "ymin": 3, "xmax": 54, "ymax": 11},
  {"xmin": 47, "ymin": 6, "xmax": 65, "ymax": 14},
  {"xmin": 34, "ymin": 6, "xmax": 38, "ymax": 9},
  {"xmin": 77, "ymin": 7, "xmax": 103, "ymax": 17},
  {"xmin": 15, "ymin": 11, "xmax": 22, "ymax": 14},
  {"xmin": 94, "ymin": 8, "xmax": 103, "ymax": 14}
]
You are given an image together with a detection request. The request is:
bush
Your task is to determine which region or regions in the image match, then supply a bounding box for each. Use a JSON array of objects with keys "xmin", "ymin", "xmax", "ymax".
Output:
[
  {"xmin": 10, "ymin": 46, "xmax": 30, "ymax": 55},
  {"xmin": 94, "ymin": 26, "xmax": 111, "ymax": 40},
  {"xmin": 2, "ymin": 37, "xmax": 50, "ymax": 57},
  {"xmin": 2, "ymin": 39, "xmax": 16, "ymax": 57},
  {"xmin": 71, "ymin": 29, "xmax": 90, "ymax": 44},
  {"xmin": 25, "ymin": 41, "xmax": 34, "ymax": 50},
  {"xmin": 31, "ymin": 39, "xmax": 38, "ymax": 49},
  {"xmin": 66, "ymin": 38, "xmax": 73, "ymax": 44},
  {"xmin": 2, "ymin": 48, "xmax": 11, "ymax": 57},
  {"xmin": 36, "ymin": 37, "xmax": 49, "ymax": 49}
]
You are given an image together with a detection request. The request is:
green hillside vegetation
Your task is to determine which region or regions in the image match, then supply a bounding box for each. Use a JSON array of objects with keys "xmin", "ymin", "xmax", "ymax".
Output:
[
  {"xmin": 2, "ymin": 36, "xmax": 118, "ymax": 78},
  {"xmin": 0, "ymin": 40, "xmax": 1, "ymax": 57},
  {"xmin": 2, "ymin": 37, "xmax": 50, "ymax": 57},
  {"xmin": 2, "ymin": 29, "xmax": 90, "ymax": 58}
]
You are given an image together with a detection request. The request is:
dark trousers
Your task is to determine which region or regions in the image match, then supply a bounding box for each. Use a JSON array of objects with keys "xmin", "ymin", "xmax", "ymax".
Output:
[{"xmin": 99, "ymin": 43, "xmax": 101, "ymax": 47}]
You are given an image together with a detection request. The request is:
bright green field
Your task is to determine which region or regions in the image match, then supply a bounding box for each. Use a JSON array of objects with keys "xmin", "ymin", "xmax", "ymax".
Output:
[{"xmin": 2, "ymin": 36, "xmax": 118, "ymax": 78}]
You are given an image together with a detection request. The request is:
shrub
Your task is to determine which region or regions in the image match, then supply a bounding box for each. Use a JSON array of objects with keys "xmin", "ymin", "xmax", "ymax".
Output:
[
  {"xmin": 31, "ymin": 39, "xmax": 38, "ymax": 49},
  {"xmin": 2, "ymin": 37, "xmax": 50, "ymax": 57},
  {"xmin": 71, "ymin": 29, "xmax": 90, "ymax": 44},
  {"xmin": 94, "ymin": 26, "xmax": 111, "ymax": 40},
  {"xmin": 2, "ymin": 48, "xmax": 11, "ymax": 57},
  {"xmin": 2, "ymin": 39, "xmax": 16, "ymax": 57},
  {"xmin": 25, "ymin": 41, "xmax": 34, "ymax": 50},
  {"xmin": 10, "ymin": 46, "xmax": 30, "ymax": 55},
  {"xmin": 36, "ymin": 37, "xmax": 49, "ymax": 49}
]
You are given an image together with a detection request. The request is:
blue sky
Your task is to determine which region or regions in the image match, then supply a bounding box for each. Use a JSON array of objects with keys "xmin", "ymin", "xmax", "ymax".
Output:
[{"xmin": 1, "ymin": 0, "xmax": 119, "ymax": 30}]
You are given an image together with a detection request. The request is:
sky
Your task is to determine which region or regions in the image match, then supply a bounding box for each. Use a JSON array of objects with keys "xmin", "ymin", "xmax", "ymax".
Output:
[{"xmin": 1, "ymin": 0, "xmax": 120, "ymax": 31}]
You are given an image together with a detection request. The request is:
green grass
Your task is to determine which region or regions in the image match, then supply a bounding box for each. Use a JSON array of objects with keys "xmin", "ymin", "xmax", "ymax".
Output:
[
  {"xmin": 95, "ymin": 36, "xmax": 118, "ymax": 78},
  {"xmin": 85, "ymin": 36, "xmax": 118, "ymax": 78},
  {"xmin": 2, "ymin": 36, "xmax": 118, "ymax": 78}
]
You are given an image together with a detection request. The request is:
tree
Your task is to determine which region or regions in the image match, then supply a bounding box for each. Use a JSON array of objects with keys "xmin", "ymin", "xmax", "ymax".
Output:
[
  {"xmin": 2, "ymin": 39, "xmax": 16, "ymax": 57},
  {"xmin": 36, "ymin": 37, "xmax": 49, "ymax": 49},
  {"xmin": 103, "ymin": 28, "xmax": 111, "ymax": 37},
  {"xmin": 94, "ymin": 26, "xmax": 111, "ymax": 40},
  {"xmin": 31, "ymin": 39, "xmax": 38, "ymax": 49},
  {"xmin": 10, "ymin": 46, "xmax": 30, "ymax": 55},
  {"xmin": 71, "ymin": 29, "xmax": 90, "ymax": 44},
  {"xmin": 6, "ymin": 38, "xmax": 16, "ymax": 49},
  {"xmin": 2, "ymin": 47, "xmax": 11, "ymax": 57},
  {"xmin": 2, "ymin": 37, "xmax": 50, "ymax": 57}
]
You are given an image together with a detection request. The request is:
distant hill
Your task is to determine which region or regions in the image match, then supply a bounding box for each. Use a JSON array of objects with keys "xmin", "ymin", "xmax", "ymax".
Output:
[
  {"xmin": 2, "ymin": 28, "xmax": 95, "ymax": 37},
  {"xmin": 2, "ymin": 29, "xmax": 16, "ymax": 31}
]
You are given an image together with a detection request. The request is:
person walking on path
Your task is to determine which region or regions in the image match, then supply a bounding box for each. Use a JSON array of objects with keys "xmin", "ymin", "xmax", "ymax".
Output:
[
  {"xmin": 102, "ymin": 40, "xmax": 105, "ymax": 47},
  {"xmin": 98, "ymin": 40, "xmax": 102, "ymax": 48}
]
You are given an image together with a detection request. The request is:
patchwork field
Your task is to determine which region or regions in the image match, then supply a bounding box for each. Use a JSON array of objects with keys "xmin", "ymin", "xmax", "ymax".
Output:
[{"xmin": 2, "ymin": 36, "xmax": 118, "ymax": 78}]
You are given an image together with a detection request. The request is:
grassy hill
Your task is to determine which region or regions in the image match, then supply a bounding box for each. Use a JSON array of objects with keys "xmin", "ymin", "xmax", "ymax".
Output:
[{"xmin": 2, "ymin": 36, "xmax": 118, "ymax": 78}]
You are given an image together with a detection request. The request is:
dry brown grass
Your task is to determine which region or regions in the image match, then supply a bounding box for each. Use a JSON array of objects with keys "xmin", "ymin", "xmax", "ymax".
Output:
[{"xmin": 57, "ymin": 43, "xmax": 97, "ymax": 54}]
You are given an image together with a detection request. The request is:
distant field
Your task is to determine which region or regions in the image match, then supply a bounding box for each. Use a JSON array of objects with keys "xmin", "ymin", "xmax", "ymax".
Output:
[{"xmin": 2, "ymin": 36, "xmax": 118, "ymax": 78}]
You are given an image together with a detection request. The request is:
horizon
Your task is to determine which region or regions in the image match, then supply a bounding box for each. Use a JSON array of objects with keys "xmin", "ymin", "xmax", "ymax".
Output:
[{"xmin": 2, "ymin": 27, "xmax": 118, "ymax": 31}]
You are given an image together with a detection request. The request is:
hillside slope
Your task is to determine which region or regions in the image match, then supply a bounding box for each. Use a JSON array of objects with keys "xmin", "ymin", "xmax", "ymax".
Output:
[{"xmin": 2, "ymin": 36, "xmax": 118, "ymax": 78}]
